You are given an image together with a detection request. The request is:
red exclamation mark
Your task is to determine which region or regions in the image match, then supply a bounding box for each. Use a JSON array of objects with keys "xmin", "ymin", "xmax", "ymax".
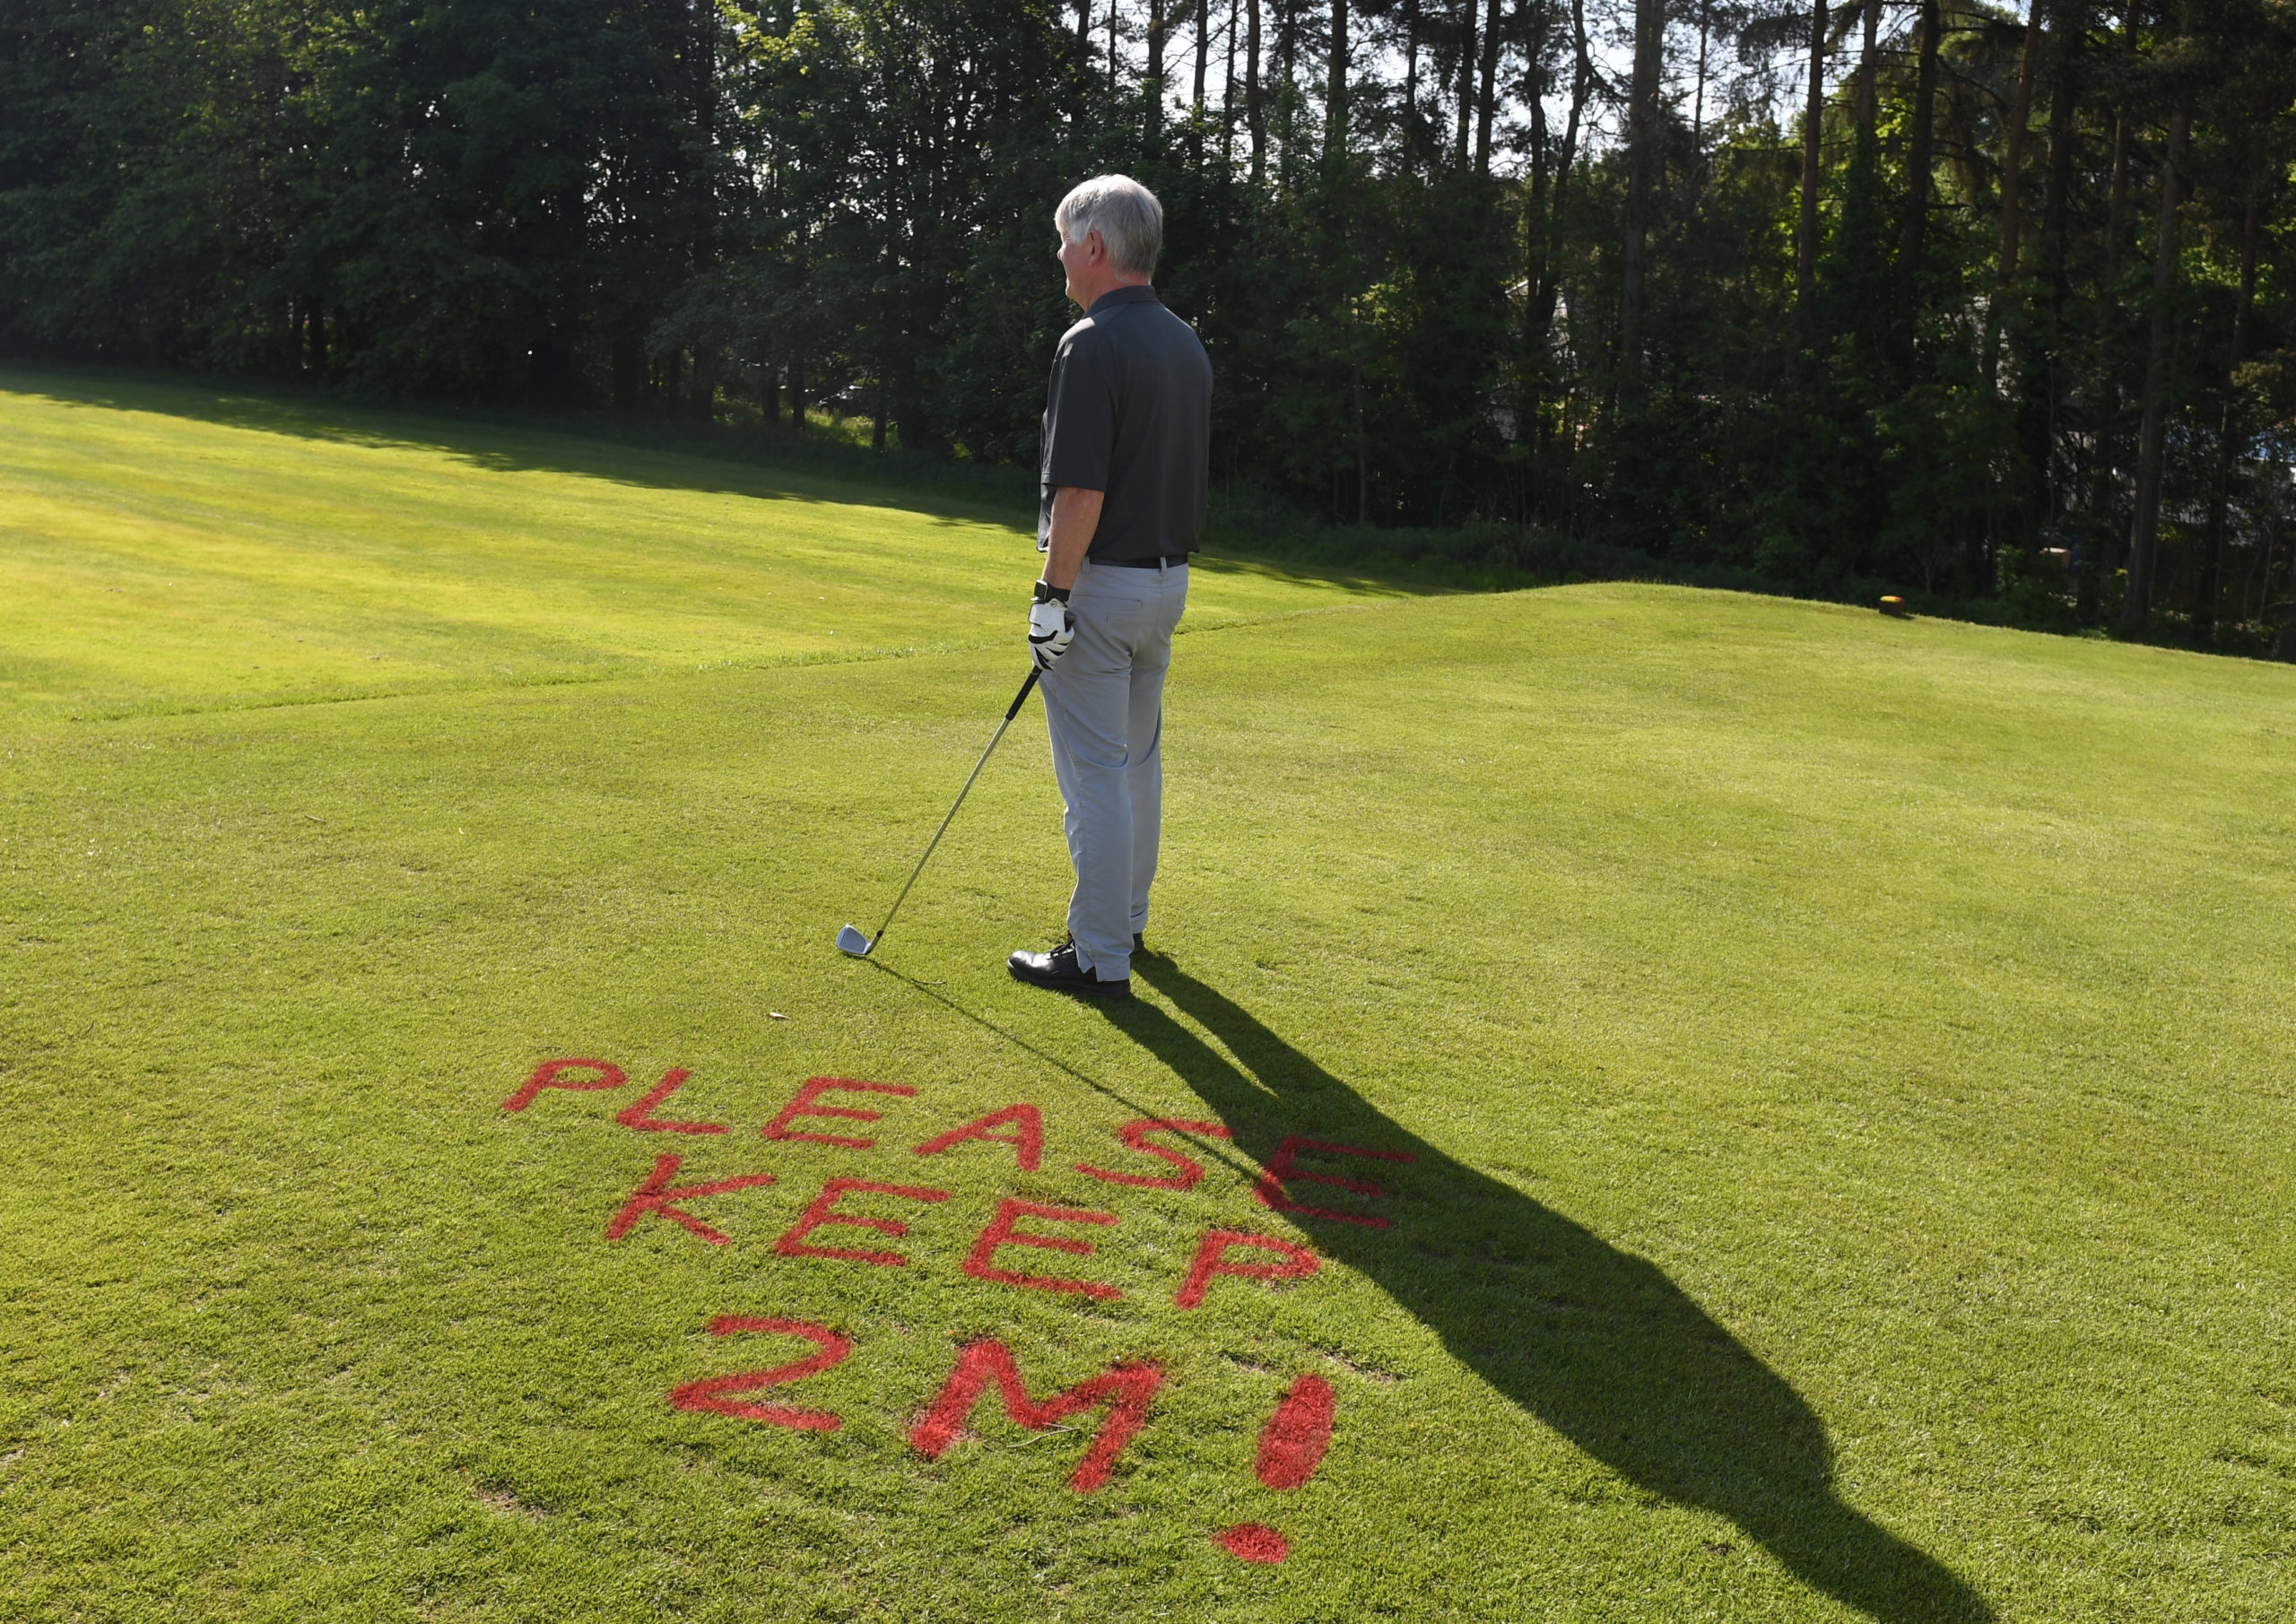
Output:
[{"xmin": 1216, "ymin": 1373, "xmax": 1335, "ymax": 1564}]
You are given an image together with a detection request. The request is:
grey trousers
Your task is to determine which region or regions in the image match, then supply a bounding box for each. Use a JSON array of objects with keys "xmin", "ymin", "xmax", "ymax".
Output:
[{"xmin": 1040, "ymin": 558, "xmax": 1189, "ymax": 980}]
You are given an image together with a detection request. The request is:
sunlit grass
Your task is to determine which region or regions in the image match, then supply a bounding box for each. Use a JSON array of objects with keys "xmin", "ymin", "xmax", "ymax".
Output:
[{"xmin": 4, "ymin": 372, "xmax": 2293, "ymax": 1622}]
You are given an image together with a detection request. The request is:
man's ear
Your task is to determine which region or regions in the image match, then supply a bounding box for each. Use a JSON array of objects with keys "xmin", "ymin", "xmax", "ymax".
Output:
[{"xmin": 1086, "ymin": 229, "xmax": 1105, "ymax": 265}]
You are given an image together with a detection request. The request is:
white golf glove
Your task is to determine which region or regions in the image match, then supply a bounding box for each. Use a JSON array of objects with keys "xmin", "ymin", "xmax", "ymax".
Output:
[{"xmin": 1029, "ymin": 581, "xmax": 1075, "ymax": 671}]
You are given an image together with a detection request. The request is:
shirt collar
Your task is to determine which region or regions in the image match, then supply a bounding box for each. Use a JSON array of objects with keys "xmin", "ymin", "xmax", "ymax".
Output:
[{"xmin": 1087, "ymin": 284, "xmax": 1160, "ymax": 316}]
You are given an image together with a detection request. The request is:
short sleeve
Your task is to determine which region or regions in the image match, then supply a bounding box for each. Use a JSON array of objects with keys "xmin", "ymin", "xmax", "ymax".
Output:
[{"xmin": 1040, "ymin": 330, "xmax": 1115, "ymax": 493}]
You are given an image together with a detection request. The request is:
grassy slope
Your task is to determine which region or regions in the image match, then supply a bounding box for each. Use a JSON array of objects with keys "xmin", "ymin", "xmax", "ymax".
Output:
[
  {"xmin": 3, "ymin": 370, "xmax": 2293, "ymax": 1623},
  {"xmin": 0, "ymin": 370, "xmax": 1396, "ymax": 724}
]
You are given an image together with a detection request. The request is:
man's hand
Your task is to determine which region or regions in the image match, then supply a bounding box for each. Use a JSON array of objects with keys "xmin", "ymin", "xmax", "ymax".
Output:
[{"xmin": 1029, "ymin": 580, "xmax": 1075, "ymax": 671}]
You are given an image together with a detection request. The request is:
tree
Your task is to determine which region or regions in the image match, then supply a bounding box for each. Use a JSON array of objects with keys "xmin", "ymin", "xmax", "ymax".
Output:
[
  {"xmin": 1617, "ymin": 0, "xmax": 1666, "ymax": 387},
  {"xmin": 5, "ymin": 0, "xmax": 2292, "ymax": 647},
  {"xmin": 1794, "ymin": 0, "xmax": 1829, "ymax": 348},
  {"xmin": 1891, "ymin": 0, "xmax": 1944, "ymax": 375}
]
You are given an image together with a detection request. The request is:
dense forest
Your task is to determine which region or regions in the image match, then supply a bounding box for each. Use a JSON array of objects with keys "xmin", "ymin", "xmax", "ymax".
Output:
[{"xmin": 3, "ymin": 0, "xmax": 2292, "ymax": 645}]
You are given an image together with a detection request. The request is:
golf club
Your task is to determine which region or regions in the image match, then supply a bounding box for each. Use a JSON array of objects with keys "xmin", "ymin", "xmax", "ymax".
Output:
[{"xmin": 837, "ymin": 665, "xmax": 1041, "ymax": 958}]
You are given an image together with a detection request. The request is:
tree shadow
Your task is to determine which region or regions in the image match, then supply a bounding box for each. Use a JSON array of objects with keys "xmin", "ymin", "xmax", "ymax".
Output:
[
  {"xmin": 1098, "ymin": 953, "xmax": 1992, "ymax": 1623},
  {"xmin": 0, "ymin": 362, "xmax": 1030, "ymax": 529},
  {"xmin": 0, "ymin": 363, "xmax": 1435, "ymax": 600}
]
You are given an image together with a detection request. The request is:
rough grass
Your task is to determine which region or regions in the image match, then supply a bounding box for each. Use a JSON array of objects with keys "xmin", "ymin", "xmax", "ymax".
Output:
[{"xmin": 3, "ymin": 368, "xmax": 2293, "ymax": 1623}]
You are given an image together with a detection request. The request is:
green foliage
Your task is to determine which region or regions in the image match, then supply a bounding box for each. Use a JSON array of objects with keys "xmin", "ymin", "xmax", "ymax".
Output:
[{"xmin": 3, "ymin": 0, "xmax": 2294, "ymax": 646}]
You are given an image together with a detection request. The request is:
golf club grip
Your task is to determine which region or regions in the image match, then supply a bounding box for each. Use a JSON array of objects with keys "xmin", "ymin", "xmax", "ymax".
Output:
[{"xmin": 1005, "ymin": 664, "xmax": 1041, "ymax": 721}]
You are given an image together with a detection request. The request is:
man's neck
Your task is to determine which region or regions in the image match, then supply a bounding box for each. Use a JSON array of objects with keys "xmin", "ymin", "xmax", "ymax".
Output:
[{"xmin": 1075, "ymin": 272, "xmax": 1152, "ymax": 311}]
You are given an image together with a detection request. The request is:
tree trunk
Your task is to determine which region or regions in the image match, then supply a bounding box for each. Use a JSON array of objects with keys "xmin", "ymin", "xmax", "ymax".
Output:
[
  {"xmin": 1618, "ymin": 0, "xmax": 1665, "ymax": 386},
  {"xmin": 2269, "ymin": 519, "xmax": 2296, "ymax": 659},
  {"xmin": 1982, "ymin": 1, "xmax": 2042, "ymax": 386},
  {"xmin": 1224, "ymin": 0, "xmax": 1240, "ymax": 159},
  {"xmin": 1535, "ymin": 0, "xmax": 1591, "ymax": 344},
  {"xmin": 2196, "ymin": 172, "xmax": 2261, "ymax": 641},
  {"xmin": 1148, "ymin": 0, "xmax": 1167, "ymax": 135},
  {"xmin": 758, "ymin": 360, "xmax": 778, "ymax": 430},
  {"xmin": 1527, "ymin": 53, "xmax": 1550, "ymax": 321},
  {"xmin": 1474, "ymin": 0, "xmax": 1501, "ymax": 172},
  {"xmin": 1196, "ymin": 0, "xmax": 1211, "ymax": 118},
  {"xmin": 1404, "ymin": 0, "xmax": 1421, "ymax": 169},
  {"xmin": 2082, "ymin": 107, "xmax": 2131, "ymax": 621},
  {"xmin": 1326, "ymin": 0, "xmax": 1347, "ymax": 159},
  {"xmin": 789, "ymin": 356, "xmax": 805, "ymax": 436},
  {"xmin": 2238, "ymin": 502, "xmax": 2273, "ymax": 626},
  {"xmin": 1855, "ymin": 0, "xmax": 1880, "ymax": 143},
  {"xmin": 2026, "ymin": 0, "xmax": 2079, "ymax": 534},
  {"xmin": 1692, "ymin": 0, "xmax": 1710, "ymax": 150},
  {"xmin": 1518, "ymin": 0, "xmax": 1553, "ymax": 510},
  {"xmin": 691, "ymin": 348, "xmax": 716, "ymax": 423},
  {"xmin": 1890, "ymin": 0, "xmax": 1942, "ymax": 374},
  {"xmin": 2104, "ymin": 122, "xmax": 2129, "ymax": 279},
  {"xmin": 613, "ymin": 334, "xmax": 643, "ymax": 413},
  {"xmin": 2038, "ymin": 0, "xmax": 2077, "ymax": 307},
  {"xmin": 1277, "ymin": 0, "xmax": 1297, "ymax": 151},
  {"xmin": 1353, "ymin": 370, "xmax": 1369, "ymax": 522},
  {"xmin": 1455, "ymin": 0, "xmax": 1475, "ymax": 161},
  {"xmin": 2122, "ymin": 103, "xmax": 2191, "ymax": 631},
  {"xmin": 1937, "ymin": 57, "xmax": 1983, "ymax": 212},
  {"xmin": 1794, "ymin": 0, "xmax": 1828, "ymax": 348},
  {"xmin": 1246, "ymin": 0, "xmax": 1264, "ymax": 175}
]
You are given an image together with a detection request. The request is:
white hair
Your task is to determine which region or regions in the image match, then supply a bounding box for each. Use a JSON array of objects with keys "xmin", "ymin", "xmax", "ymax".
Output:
[{"xmin": 1054, "ymin": 175, "xmax": 1163, "ymax": 278}]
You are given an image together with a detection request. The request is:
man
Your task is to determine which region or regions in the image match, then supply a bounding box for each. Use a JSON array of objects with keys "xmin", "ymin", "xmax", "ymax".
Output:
[{"xmin": 1008, "ymin": 175, "xmax": 1212, "ymax": 1002}]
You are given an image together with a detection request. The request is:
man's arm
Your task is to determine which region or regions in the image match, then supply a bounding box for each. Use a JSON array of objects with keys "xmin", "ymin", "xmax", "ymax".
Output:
[{"xmin": 1041, "ymin": 486, "xmax": 1105, "ymax": 593}]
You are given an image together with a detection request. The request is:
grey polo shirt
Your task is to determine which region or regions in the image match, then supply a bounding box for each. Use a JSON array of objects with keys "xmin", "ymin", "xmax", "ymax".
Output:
[{"xmin": 1038, "ymin": 285, "xmax": 1213, "ymax": 563}]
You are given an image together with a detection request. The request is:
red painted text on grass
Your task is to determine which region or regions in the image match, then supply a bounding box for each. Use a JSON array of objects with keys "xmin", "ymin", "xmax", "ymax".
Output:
[
  {"xmin": 962, "ymin": 1197, "xmax": 1123, "ymax": 1299},
  {"xmin": 909, "ymin": 1339, "xmax": 1162, "ymax": 1492},
  {"xmin": 503, "ymin": 1057, "xmax": 629, "ymax": 1112},
  {"xmin": 913, "ymin": 1103, "xmax": 1045, "ymax": 1171},
  {"xmin": 773, "ymin": 1177, "xmax": 949, "ymax": 1266},
  {"xmin": 761, "ymin": 1076, "xmax": 917, "ymax": 1149},
  {"xmin": 604, "ymin": 1154, "xmax": 778, "ymax": 1246},
  {"xmin": 1074, "ymin": 1118, "xmax": 1232, "ymax": 1191},
  {"xmin": 667, "ymin": 1316, "xmax": 851, "ymax": 1431},
  {"xmin": 1173, "ymin": 1229, "xmax": 1321, "ymax": 1309},
  {"xmin": 1253, "ymin": 1135, "xmax": 1416, "ymax": 1229},
  {"xmin": 615, "ymin": 1067, "xmax": 728, "ymax": 1135}
]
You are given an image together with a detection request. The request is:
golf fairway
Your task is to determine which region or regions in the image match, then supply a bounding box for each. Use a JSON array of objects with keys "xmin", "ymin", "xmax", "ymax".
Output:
[{"xmin": 4, "ymin": 369, "xmax": 2293, "ymax": 1622}]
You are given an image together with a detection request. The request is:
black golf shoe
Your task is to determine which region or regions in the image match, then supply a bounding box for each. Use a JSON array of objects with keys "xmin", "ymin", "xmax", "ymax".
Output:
[{"xmin": 1008, "ymin": 940, "xmax": 1131, "ymax": 1000}]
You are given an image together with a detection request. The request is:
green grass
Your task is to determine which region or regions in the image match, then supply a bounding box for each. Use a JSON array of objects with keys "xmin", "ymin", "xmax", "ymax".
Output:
[
  {"xmin": 0, "ymin": 370, "xmax": 1400, "ymax": 725},
  {"xmin": 4, "ymin": 366, "xmax": 2293, "ymax": 1622}
]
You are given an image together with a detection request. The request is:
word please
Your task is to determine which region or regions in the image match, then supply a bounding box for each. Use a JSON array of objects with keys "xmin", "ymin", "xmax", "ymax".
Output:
[{"xmin": 505, "ymin": 1059, "xmax": 1419, "ymax": 1230}]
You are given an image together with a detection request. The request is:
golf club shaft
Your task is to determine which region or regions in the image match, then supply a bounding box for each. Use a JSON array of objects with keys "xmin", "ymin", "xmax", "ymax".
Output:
[{"xmin": 869, "ymin": 666, "xmax": 1041, "ymax": 949}]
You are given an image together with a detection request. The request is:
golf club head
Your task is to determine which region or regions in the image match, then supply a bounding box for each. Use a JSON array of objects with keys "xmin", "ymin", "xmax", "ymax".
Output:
[{"xmin": 835, "ymin": 924, "xmax": 873, "ymax": 958}]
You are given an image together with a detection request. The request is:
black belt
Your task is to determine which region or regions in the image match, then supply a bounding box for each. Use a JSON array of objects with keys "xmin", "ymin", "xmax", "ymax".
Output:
[{"xmin": 1097, "ymin": 553, "xmax": 1192, "ymax": 569}]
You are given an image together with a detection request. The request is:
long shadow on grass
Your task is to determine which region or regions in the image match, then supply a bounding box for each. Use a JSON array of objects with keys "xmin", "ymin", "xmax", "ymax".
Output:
[
  {"xmin": 2, "ymin": 366, "xmax": 1029, "ymax": 526},
  {"xmin": 1106, "ymin": 954, "xmax": 1990, "ymax": 1623},
  {"xmin": 2, "ymin": 367, "xmax": 1434, "ymax": 601}
]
